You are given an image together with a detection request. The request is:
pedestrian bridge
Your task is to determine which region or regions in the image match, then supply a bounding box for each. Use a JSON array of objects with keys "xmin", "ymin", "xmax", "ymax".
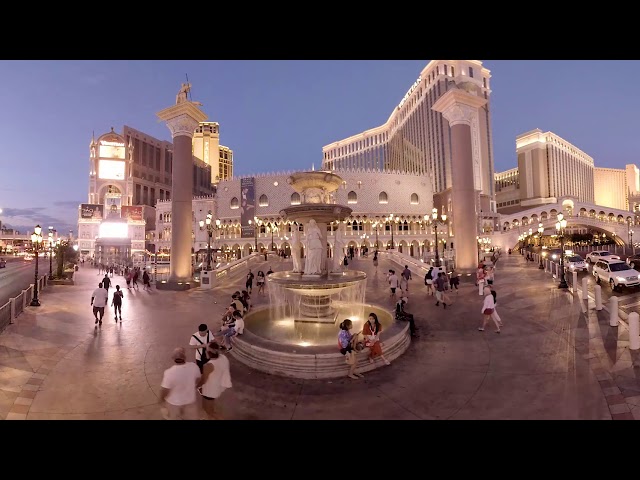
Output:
[{"xmin": 491, "ymin": 196, "xmax": 637, "ymax": 250}]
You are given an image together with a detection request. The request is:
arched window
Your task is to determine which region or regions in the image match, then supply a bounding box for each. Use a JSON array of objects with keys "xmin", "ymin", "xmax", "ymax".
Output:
[
  {"xmin": 379, "ymin": 191, "xmax": 388, "ymax": 204},
  {"xmin": 259, "ymin": 194, "xmax": 269, "ymax": 207},
  {"xmin": 291, "ymin": 192, "xmax": 301, "ymax": 205},
  {"xmin": 347, "ymin": 191, "xmax": 357, "ymax": 204},
  {"xmin": 410, "ymin": 193, "xmax": 419, "ymax": 205},
  {"xmin": 230, "ymin": 197, "xmax": 239, "ymax": 209}
]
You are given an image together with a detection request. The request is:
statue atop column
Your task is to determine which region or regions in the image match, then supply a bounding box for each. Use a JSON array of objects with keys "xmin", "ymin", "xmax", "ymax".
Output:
[{"xmin": 176, "ymin": 82, "xmax": 191, "ymax": 104}]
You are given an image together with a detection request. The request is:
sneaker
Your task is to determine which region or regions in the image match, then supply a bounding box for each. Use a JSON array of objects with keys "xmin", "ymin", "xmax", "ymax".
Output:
[
  {"xmin": 99, "ymin": 320, "xmax": 102, "ymax": 326},
  {"xmin": 384, "ymin": 360, "xmax": 391, "ymax": 366},
  {"xmin": 435, "ymin": 302, "xmax": 440, "ymax": 306},
  {"xmin": 115, "ymin": 316, "xmax": 118, "ymax": 322},
  {"xmin": 478, "ymin": 327, "xmax": 484, "ymax": 331},
  {"xmin": 95, "ymin": 318, "xmax": 99, "ymax": 324}
]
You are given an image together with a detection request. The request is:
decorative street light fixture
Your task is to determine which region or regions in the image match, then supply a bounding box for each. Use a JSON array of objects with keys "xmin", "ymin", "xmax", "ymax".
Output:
[
  {"xmin": 431, "ymin": 207, "xmax": 447, "ymax": 268},
  {"xmin": 386, "ymin": 214, "xmax": 395, "ymax": 250},
  {"xmin": 30, "ymin": 225, "xmax": 43, "ymax": 307},
  {"xmin": 372, "ymin": 221, "xmax": 380, "ymax": 251},
  {"xmin": 48, "ymin": 226, "xmax": 54, "ymax": 279},
  {"xmin": 629, "ymin": 222, "xmax": 635, "ymax": 256},
  {"xmin": 538, "ymin": 223, "xmax": 545, "ymax": 269},
  {"xmin": 199, "ymin": 212, "xmax": 220, "ymax": 271},
  {"xmin": 556, "ymin": 213, "xmax": 568, "ymax": 289},
  {"xmin": 267, "ymin": 222, "xmax": 278, "ymax": 251}
]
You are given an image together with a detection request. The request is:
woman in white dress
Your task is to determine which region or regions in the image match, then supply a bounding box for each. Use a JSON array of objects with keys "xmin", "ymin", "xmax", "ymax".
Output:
[{"xmin": 197, "ymin": 342, "xmax": 232, "ymax": 420}]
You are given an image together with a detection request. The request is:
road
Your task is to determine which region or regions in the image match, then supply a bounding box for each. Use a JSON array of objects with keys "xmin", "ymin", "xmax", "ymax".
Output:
[
  {"xmin": 0, "ymin": 257, "xmax": 55, "ymax": 306},
  {"xmin": 540, "ymin": 252, "xmax": 640, "ymax": 316}
]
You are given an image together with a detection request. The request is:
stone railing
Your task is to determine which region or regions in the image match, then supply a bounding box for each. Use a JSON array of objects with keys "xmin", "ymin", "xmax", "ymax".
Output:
[{"xmin": 0, "ymin": 274, "xmax": 49, "ymax": 333}]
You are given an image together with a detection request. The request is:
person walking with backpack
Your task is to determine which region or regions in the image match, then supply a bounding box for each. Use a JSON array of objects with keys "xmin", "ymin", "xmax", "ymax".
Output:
[
  {"xmin": 111, "ymin": 285, "xmax": 124, "ymax": 322},
  {"xmin": 189, "ymin": 323, "xmax": 214, "ymax": 373},
  {"xmin": 424, "ymin": 267, "xmax": 434, "ymax": 296},
  {"xmin": 434, "ymin": 272, "xmax": 449, "ymax": 309}
]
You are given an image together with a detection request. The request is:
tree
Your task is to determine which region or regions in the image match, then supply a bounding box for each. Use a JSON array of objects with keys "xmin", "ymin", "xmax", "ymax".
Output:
[{"xmin": 55, "ymin": 242, "xmax": 78, "ymax": 278}]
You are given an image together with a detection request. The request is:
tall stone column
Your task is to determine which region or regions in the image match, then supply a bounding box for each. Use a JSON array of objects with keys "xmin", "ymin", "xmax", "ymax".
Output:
[
  {"xmin": 156, "ymin": 95, "xmax": 208, "ymax": 290},
  {"xmin": 432, "ymin": 90, "xmax": 487, "ymax": 274}
]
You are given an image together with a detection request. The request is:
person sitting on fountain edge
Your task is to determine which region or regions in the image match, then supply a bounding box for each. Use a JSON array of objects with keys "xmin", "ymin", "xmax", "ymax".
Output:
[{"xmin": 395, "ymin": 295, "xmax": 418, "ymax": 338}]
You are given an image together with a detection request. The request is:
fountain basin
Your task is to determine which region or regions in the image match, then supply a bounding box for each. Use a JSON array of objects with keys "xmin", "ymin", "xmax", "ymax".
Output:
[
  {"xmin": 230, "ymin": 304, "xmax": 411, "ymax": 379},
  {"xmin": 268, "ymin": 270, "xmax": 367, "ymax": 324}
]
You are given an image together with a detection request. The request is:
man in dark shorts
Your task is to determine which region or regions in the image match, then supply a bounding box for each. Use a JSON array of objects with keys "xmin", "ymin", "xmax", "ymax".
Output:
[
  {"xmin": 245, "ymin": 269, "xmax": 254, "ymax": 294},
  {"xmin": 91, "ymin": 282, "xmax": 108, "ymax": 327}
]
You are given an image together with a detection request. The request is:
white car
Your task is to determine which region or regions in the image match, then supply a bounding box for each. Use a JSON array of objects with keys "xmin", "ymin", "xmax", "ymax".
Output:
[
  {"xmin": 565, "ymin": 254, "xmax": 587, "ymax": 272},
  {"xmin": 592, "ymin": 258, "xmax": 640, "ymax": 291},
  {"xmin": 586, "ymin": 250, "xmax": 620, "ymax": 264}
]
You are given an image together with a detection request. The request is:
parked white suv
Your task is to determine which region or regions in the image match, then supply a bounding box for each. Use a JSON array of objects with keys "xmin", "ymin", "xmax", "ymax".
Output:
[
  {"xmin": 593, "ymin": 259, "xmax": 640, "ymax": 291},
  {"xmin": 586, "ymin": 250, "xmax": 620, "ymax": 264}
]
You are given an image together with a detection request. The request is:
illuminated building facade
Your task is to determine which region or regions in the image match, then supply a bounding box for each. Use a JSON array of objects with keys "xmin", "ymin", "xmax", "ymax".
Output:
[
  {"xmin": 594, "ymin": 167, "xmax": 628, "ymax": 211},
  {"xmin": 192, "ymin": 122, "xmax": 234, "ymax": 183}
]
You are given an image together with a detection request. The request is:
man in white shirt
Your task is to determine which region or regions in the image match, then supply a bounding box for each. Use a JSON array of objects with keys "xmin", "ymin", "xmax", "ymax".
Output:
[
  {"xmin": 388, "ymin": 270, "xmax": 400, "ymax": 299},
  {"xmin": 159, "ymin": 347, "xmax": 201, "ymax": 420},
  {"xmin": 189, "ymin": 323, "xmax": 215, "ymax": 373},
  {"xmin": 90, "ymin": 282, "xmax": 108, "ymax": 327}
]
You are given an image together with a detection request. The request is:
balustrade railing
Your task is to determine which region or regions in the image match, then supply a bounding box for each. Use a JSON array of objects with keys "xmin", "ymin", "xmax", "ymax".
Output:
[{"xmin": 0, "ymin": 275, "xmax": 48, "ymax": 333}]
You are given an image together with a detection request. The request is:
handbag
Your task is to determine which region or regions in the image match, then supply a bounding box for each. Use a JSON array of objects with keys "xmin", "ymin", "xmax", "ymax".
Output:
[{"xmin": 483, "ymin": 308, "xmax": 494, "ymax": 315}]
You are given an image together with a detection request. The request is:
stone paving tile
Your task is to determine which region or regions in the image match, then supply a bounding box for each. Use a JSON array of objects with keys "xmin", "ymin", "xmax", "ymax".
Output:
[
  {"xmin": 609, "ymin": 404, "xmax": 631, "ymax": 415},
  {"xmin": 612, "ymin": 412, "xmax": 634, "ymax": 420},
  {"xmin": 5, "ymin": 413, "xmax": 27, "ymax": 420},
  {"xmin": 602, "ymin": 386, "xmax": 622, "ymax": 396}
]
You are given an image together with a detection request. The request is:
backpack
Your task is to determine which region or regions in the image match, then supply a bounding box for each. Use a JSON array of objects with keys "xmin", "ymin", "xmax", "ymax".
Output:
[{"xmin": 425, "ymin": 270, "xmax": 432, "ymax": 284}]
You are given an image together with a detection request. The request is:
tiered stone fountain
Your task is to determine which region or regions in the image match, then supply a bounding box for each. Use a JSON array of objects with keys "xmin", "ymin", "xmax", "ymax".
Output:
[{"xmin": 231, "ymin": 171, "xmax": 411, "ymax": 379}]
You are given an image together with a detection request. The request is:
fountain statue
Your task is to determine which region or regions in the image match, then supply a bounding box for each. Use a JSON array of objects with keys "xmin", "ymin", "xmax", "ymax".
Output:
[
  {"xmin": 232, "ymin": 171, "xmax": 411, "ymax": 379},
  {"xmin": 290, "ymin": 227, "xmax": 303, "ymax": 273},
  {"xmin": 331, "ymin": 222, "xmax": 347, "ymax": 273},
  {"xmin": 303, "ymin": 219, "xmax": 324, "ymax": 275}
]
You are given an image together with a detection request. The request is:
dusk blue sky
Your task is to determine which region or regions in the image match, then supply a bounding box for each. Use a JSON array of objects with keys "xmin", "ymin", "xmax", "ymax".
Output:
[{"xmin": 1, "ymin": 60, "xmax": 638, "ymax": 235}]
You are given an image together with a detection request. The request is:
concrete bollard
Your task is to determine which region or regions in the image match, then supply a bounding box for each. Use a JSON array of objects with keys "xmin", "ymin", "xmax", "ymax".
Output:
[
  {"xmin": 582, "ymin": 277, "xmax": 589, "ymax": 300},
  {"xmin": 573, "ymin": 271, "xmax": 578, "ymax": 293},
  {"xmin": 478, "ymin": 280, "xmax": 484, "ymax": 296},
  {"xmin": 630, "ymin": 312, "xmax": 640, "ymax": 350},
  {"xmin": 609, "ymin": 296, "xmax": 619, "ymax": 327},
  {"xmin": 595, "ymin": 285, "xmax": 603, "ymax": 311}
]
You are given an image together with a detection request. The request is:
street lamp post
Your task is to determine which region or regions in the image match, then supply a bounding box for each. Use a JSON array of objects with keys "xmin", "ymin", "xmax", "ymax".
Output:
[
  {"xmin": 30, "ymin": 225, "xmax": 42, "ymax": 307},
  {"xmin": 629, "ymin": 224, "xmax": 634, "ymax": 256},
  {"xmin": 431, "ymin": 208, "xmax": 447, "ymax": 268},
  {"xmin": 386, "ymin": 214, "xmax": 395, "ymax": 250},
  {"xmin": 373, "ymin": 221, "xmax": 379, "ymax": 251},
  {"xmin": 556, "ymin": 213, "xmax": 568, "ymax": 289},
  {"xmin": 48, "ymin": 226, "xmax": 54, "ymax": 279},
  {"xmin": 538, "ymin": 223, "xmax": 544, "ymax": 269},
  {"xmin": 198, "ymin": 212, "xmax": 220, "ymax": 271}
]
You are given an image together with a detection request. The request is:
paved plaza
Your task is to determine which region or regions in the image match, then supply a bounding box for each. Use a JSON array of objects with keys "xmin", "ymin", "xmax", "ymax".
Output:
[{"xmin": 1, "ymin": 252, "xmax": 639, "ymax": 420}]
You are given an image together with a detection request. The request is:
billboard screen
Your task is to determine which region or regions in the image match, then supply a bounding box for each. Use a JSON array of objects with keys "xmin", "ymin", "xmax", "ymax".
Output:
[
  {"xmin": 240, "ymin": 177, "xmax": 256, "ymax": 238},
  {"xmin": 99, "ymin": 222, "xmax": 129, "ymax": 238},
  {"xmin": 121, "ymin": 206, "xmax": 143, "ymax": 221},
  {"xmin": 80, "ymin": 204, "xmax": 103, "ymax": 220},
  {"xmin": 98, "ymin": 159, "xmax": 125, "ymax": 180}
]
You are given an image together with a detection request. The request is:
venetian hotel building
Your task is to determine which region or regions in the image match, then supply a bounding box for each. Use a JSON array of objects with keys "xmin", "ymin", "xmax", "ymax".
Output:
[{"xmin": 322, "ymin": 60, "xmax": 498, "ymax": 232}]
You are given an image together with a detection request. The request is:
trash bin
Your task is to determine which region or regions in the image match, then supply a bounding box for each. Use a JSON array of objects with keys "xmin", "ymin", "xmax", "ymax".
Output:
[{"xmin": 200, "ymin": 269, "xmax": 213, "ymax": 289}]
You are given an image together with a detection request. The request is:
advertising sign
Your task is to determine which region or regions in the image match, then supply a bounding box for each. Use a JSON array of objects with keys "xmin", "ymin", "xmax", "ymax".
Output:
[
  {"xmin": 80, "ymin": 204, "xmax": 104, "ymax": 220},
  {"xmin": 240, "ymin": 177, "xmax": 256, "ymax": 239},
  {"xmin": 105, "ymin": 195, "xmax": 122, "ymax": 219},
  {"xmin": 121, "ymin": 206, "xmax": 143, "ymax": 221},
  {"xmin": 98, "ymin": 159, "xmax": 125, "ymax": 180}
]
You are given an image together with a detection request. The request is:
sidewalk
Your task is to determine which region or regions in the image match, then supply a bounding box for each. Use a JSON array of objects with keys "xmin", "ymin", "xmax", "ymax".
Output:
[{"xmin": 0, "ymin": 254, "xmax": 635, "ymax": 420}]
